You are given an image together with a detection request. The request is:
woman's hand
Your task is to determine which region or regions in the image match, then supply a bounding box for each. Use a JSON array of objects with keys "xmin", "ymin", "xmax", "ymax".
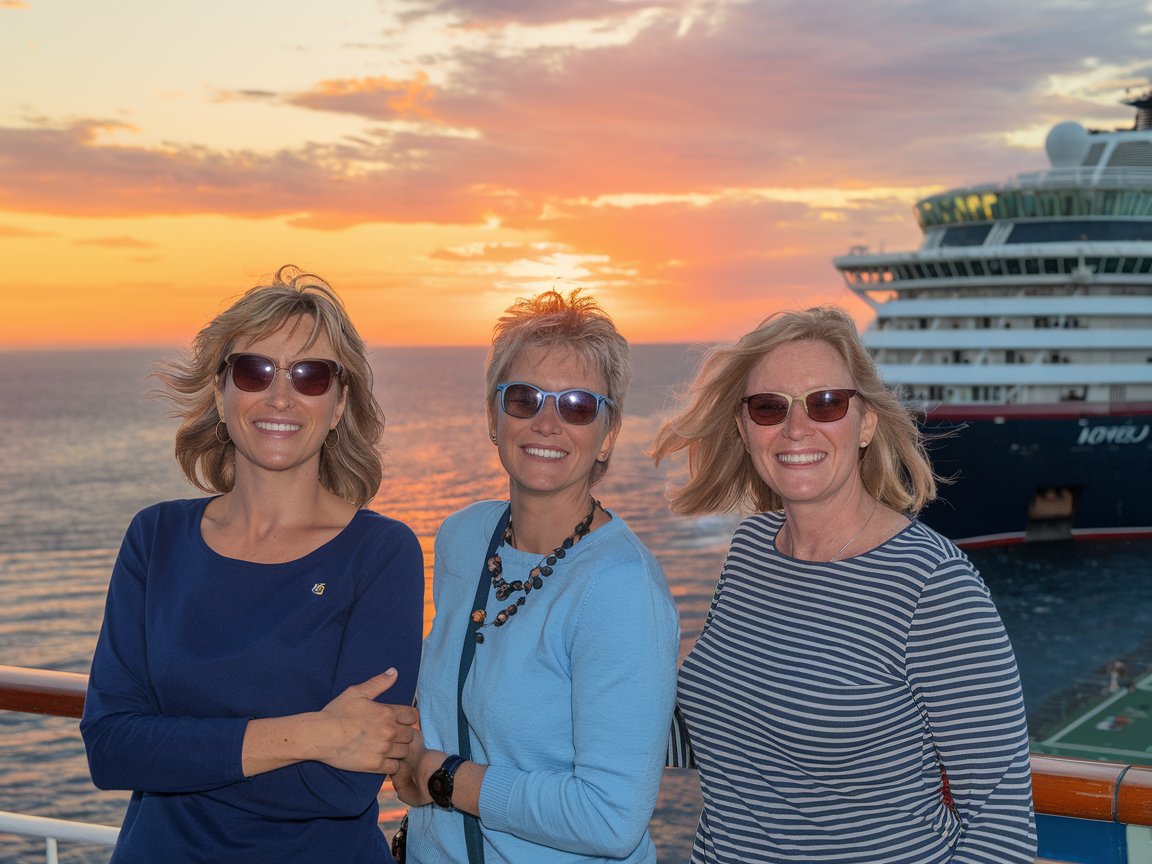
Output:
[
  {"xmin": 241, "ymin": 669, "xmax": 419, "ymax": 777},
  {"xmin": 317, "ymin": 669, "xmax": 420, "ymax": 774},
  {"xmin": 391, "ymin": 736, "xmax": 439, "ymax": 807}
]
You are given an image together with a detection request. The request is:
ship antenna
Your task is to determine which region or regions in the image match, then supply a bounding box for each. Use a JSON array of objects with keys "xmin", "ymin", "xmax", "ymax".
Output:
[{"xmin": 1122, "ymin": 87, "xmax": 1152, "ymax": 131}]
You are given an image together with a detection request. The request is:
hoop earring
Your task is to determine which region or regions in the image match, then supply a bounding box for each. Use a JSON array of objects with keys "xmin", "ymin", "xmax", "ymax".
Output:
[
  {"xmin": 215, "ymin": 421, "xmax": 230, "ymax": 444},
  {"xmin": 325, "ymin": 427, "xmax": 341, "ymax": 448}
]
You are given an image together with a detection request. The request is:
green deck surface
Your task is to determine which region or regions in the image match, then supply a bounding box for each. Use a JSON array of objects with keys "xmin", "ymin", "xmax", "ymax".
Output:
[{"xmin": 1032, "ymin": 671, "xmax": 1152, "ymax": 764}]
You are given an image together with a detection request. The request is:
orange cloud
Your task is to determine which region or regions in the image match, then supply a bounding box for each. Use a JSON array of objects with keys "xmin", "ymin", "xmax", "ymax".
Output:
[{"xmin": 290, "ymin": 72, "xmax": 441, "ymax": 122}]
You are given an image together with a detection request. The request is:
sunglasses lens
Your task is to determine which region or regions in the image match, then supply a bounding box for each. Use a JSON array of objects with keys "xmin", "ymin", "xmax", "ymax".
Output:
[
  {"xmin": 746, "ymin": 393, "xmax": 789, "ymax": 426},
  {"xmin": 806, "ymin": 389, "xmax": 853, "ymax": 422},
  {"xmin": 291, "ymin": 361, "xmax": 335, "ymax": 396},
  {"xmin": 502, "ymin": 383, "xmax": 544, "ymax": 418},
  {"xmin": 230, "ymin": 355, "xmax": 276, "ymax": 392},
  {"xmin": 556, "ymin": 391, "xmax": 601, "ymax": 426}
]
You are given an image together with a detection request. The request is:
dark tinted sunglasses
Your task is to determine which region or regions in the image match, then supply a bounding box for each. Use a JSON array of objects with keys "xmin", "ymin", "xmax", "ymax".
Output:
[
  {"xmin": 221, "ymin": 353, "xmax": 343, "ymax": 397},
  {"xmin": 496, "ymin": 382, "xmax": 613, "ymax": 426},
  {"xmin": 741, "ymin": 388, "xmax": 858, "ymax": 426}
]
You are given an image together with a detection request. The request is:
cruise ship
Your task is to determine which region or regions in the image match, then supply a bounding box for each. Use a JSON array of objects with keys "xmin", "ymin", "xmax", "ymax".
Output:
[{"xmin": 834, "ymin": 90, "xmax": 1152, "ymax": 547}]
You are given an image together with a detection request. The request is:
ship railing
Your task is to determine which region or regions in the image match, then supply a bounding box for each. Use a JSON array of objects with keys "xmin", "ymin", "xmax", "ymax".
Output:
[
  {"xmin": 970, "ymin": 166, "xmax": 1152, "ymax": 191},
  {"xmin": 2, "ymin": 664, "xmax": 1152, "ymax": 862},
  {"xmin": 0, "ymin": 665, "xmax": 117, "ymax": 862}
]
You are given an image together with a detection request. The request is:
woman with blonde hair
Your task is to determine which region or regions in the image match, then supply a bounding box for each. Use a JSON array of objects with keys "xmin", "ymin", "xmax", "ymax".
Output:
[
  {"xmin": 82, "ymin": 265, "xmax": 423, "ymax": 863},
  {"xmin": 392, "ymin": 289, "xmax": 679, "ymax": 864},
  {"xmin": 652, "ymin": 306, "xmax": 1035, "ymax": 863}
]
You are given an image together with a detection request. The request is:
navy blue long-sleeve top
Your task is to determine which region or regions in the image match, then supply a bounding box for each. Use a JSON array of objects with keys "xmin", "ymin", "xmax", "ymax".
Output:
[{"xmin": 80, "ymin": 497, "xmax": 424, "ymax": 863}]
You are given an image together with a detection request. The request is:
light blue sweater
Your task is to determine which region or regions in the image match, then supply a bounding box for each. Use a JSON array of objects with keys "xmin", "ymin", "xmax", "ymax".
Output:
[{"xmin": 408, "ymin": 500, "xmax": 680, "ymax": 864}]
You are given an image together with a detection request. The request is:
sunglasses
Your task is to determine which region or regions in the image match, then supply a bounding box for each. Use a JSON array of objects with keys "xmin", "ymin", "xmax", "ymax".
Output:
[
  {"xmin": 496, "ymin": 382, "xmax": 613, "ymax": 426},
  {"xmin": 741, "ymin": 388, "xmax": 858, "ymax": 426},
  {"xmin": 221, "ymin": 353, "xmax": 343, "ymax": 397}
]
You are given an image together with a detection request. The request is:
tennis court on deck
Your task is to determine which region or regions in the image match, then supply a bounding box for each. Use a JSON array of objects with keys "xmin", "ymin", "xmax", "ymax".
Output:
[{"xmin": 1033, "ymin": 671, "xmax": 1152, "ymax": 765}]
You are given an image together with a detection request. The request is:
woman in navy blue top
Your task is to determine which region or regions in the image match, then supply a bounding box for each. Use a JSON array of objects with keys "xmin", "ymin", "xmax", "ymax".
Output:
[
  {"xmin": 652, "ymin": 307, "xmax": 1035, "ymax": 862},
  {"xmin": 81, "ymin": 266, "xmax": 424, "ymax": 863}
]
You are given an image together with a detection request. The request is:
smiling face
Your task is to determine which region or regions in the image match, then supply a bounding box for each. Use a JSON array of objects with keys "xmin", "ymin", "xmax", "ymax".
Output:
[
  {"xmin": 736, "ymin": 338, "xmax": 877, "ymax": 510},
  {"xmin": 215, "ymin": 314, "xmax": 347, "ymax": 483},
  {"xmin": 492, "ymin": 343, "xmax": 617, "ymax": 506}
]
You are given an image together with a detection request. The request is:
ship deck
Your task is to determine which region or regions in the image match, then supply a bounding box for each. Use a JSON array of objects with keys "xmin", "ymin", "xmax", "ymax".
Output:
[{"xmin": 1033, "ymin": 670, "xmax": 1152, "ymax": 765}]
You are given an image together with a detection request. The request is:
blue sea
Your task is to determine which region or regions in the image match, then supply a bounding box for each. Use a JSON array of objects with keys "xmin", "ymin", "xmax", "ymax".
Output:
[{"xmin": 2, "ymin": 346, "xmax": 1151, "ymax": 863}]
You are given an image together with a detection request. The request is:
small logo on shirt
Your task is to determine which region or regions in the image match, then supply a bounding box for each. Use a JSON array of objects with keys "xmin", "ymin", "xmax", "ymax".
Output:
[{"xmin": 311, "ymin": 583, "xmax": 326, "ymax": 596}]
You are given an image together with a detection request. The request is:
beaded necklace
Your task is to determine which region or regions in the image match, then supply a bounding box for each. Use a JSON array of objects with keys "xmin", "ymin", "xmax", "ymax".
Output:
[{"xmin": 471, "ymin": 498, "xmax": 602, "ymax": 643}]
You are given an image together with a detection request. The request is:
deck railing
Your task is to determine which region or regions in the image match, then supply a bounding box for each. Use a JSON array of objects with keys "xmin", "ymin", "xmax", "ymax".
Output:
[{"xmin": 2, "ymin": 664, "xmax": 1151, "ymax": 862}]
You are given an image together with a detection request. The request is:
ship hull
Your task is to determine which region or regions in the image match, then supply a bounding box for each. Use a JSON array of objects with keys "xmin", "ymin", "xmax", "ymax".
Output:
[{"xmin": 916, "ymin": 403, "xmax": 1152, "ymax": 547}]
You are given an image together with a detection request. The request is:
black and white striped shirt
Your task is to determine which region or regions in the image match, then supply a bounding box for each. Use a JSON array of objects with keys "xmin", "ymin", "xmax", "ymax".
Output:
[{"xmin": 676, "ymin": 511, "xmax": 1036, "ymax": 863}]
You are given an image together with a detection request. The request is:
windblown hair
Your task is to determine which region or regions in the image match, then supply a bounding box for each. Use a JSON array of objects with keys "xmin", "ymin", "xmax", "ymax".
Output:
[
  {"xmin": 650, "ymin": 306, "xmax": 939, "ymax": 515},
  {"xmin": 154, "ymin": 265, "xmax": 384, "ymax": 507},
  {"xmin": 485, "ymin": 288, "xmax": 631, "ymax": 486}
]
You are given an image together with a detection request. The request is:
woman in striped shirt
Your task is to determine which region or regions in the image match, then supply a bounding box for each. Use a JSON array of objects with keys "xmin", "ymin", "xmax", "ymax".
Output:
[{"xmin": 651, "ymin": 306, "xmax": 1035, "ymax": 863}]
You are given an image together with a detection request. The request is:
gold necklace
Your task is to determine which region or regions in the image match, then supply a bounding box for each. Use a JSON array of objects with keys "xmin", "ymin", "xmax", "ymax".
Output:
[{"xmin": 782, "ymin": 498, "xmax": 879, "ymax": 561}]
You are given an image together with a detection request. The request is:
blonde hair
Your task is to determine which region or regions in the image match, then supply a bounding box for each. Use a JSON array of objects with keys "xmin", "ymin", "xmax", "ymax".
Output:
[
  {"xmin": 155, "ymin": 265, "xmax": 384, "ymax": 507},
  {"xmin": 650, "ymin": 306, "xmax": 939, "ymax": 515},
  {"xmin": 485, "ymin": 289, "xmax": 631, "ymax": 486}
]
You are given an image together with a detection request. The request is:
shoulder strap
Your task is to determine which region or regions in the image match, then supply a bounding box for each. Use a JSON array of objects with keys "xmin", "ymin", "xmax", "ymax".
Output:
[{"xmin": 456, "ymin": 504, "xmax": 510, "ymax": 864}]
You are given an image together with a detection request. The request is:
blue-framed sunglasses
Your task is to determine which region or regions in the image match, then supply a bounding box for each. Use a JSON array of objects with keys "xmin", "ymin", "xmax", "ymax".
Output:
[{"xmin": 496, "ymin": 382, "xmax": 613, "ymax": 426}]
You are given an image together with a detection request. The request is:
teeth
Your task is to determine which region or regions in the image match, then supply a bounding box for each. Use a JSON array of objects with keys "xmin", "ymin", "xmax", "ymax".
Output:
[
  {"xmin": 524, "ymin": 446, "xmax": 566, "ymax": 460},
  {"xmin": 255, "ymin": 422, "xmax": 301, "ymax": 432},
  {"xmin": 778, "ymin": 452, "xmax": 824, "ymax": 464}
]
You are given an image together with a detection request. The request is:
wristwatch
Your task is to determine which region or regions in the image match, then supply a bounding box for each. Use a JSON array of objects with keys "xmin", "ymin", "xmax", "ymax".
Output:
[{"xmin": 428, "ymin": 754, "xmax": 466, "ymax": 809}]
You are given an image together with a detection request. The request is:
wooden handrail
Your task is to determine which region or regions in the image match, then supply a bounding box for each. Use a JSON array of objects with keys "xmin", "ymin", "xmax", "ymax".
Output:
[
  {"xmin": 0, "ymin": 664, "xmax": 87, "ymax": 718},
  {"xmin": 2, "ymin": 664, "xmax": 1151, "ymax": 825},
  {"xmin": 1031, "ymin": 752, "xmax": 1152, "ymax": 825}
]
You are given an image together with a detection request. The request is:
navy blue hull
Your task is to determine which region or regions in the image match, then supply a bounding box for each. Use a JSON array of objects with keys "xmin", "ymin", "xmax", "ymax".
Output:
[{"xmin": 915, "ymin": 407, "xmax": 1152, "ymax": 547}]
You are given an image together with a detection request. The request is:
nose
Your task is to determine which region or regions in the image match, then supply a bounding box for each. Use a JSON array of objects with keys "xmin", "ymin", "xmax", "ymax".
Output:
[
  {"xmin": 264, "ymin": 369, "xmax": 296, "ymax": 407},
  {"xmin": 779, "ymin": 398, "xmax": 811, "ymax": 439},
  {"xmin": 530, "ymin": 395, "xmax": 563, "ymax": 432}
]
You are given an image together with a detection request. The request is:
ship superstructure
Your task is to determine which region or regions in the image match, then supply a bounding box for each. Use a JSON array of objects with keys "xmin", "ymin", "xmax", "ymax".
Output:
[{"xmin": 833, "ymin": 91, "xmax": 1152, "ymax": 545}]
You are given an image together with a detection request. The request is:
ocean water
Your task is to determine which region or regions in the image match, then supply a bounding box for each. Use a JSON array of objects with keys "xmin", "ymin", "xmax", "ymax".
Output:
[{"xmin": 1, "ymin": 346, "xmax": 1150, "ymax": 863}]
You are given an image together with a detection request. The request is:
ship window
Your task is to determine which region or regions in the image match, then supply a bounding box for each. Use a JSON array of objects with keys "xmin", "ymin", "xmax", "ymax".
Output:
[
  {"xmin": 1122, "ymin": 257, "xmax": 1138, "ymax": 273},
  {"xmin": 939, "ymin": 224, "xmax": 992, "ymax": 247},
  {"xmin": 1043, "ymin": 258, "xmax": 1060, "ymax": 274},
  {"xmin": 971, "ymin": 260, "xmax": 985, "ymax": 276},
  {"xmin": 1102, "ymin": 257, "xmax": 1120, "ymax": 273},
  {"xmin": 1008, "ymin": 219, "xmax": 1152, "ymax": 243},
  {"xmin": 1006, "ymin": 259, "xmax": 1022, "ymax": 275},
  {"xmin": 1024, "ymin": 258, "xmax": 1040, "ymax": 274}
]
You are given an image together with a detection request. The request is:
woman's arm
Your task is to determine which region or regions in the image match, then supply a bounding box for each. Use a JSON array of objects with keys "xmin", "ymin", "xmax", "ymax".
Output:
[
  {"xmin": 82, "ymin": 511, "xmax": 424, "ymax": 817},
  {"xmin": 197, "ymin": 520, "xmax": 425, "ymax": 819},
  {"xmin": 81, "ymin": 510, "xmax": 251, "ymax": 794},
  {"xmin": 907, "ymin": 558, "xmax": 1036, "ymax": 863}
]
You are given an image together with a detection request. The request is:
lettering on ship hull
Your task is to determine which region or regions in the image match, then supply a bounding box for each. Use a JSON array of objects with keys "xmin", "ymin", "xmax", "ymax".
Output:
[{"xmin": 1075, "ymin": 424, "xmax": 1151, "ymax": 446}]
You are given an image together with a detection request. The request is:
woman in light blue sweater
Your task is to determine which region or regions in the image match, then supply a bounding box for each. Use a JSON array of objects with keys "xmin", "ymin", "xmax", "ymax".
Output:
[{"xmin": 393, "ymin": 289, "xmax": 680, "ymax": 864}]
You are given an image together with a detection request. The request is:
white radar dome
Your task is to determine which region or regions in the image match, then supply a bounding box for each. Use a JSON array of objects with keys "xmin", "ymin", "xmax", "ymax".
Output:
[{"xmin": 1046, "ymin": 121, "xmax": 1091, "ymax": 167}]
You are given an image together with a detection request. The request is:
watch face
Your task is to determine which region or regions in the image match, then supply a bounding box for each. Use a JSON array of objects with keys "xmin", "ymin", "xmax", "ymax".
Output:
[{"xmin": 429, "ymin": 767, "xmax": 454, "ymax": 808}]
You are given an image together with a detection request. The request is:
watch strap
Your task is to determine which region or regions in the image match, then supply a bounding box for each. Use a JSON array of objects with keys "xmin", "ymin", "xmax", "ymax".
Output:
[{"xmin": 429, "ymin": 754, "xmax": 466, "ymax": 809}]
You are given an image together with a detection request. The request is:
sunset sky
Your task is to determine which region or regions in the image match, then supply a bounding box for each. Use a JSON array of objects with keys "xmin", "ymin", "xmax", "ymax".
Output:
[{"xmin": 2, "ymin": 0, "xmax": 1151, "ymax": 349}]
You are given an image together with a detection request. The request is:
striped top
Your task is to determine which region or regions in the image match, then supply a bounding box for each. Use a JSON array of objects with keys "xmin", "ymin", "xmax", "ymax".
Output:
[{"xmin": 676, "ymin": 512, "xmax": 1035, "ymax": 863}]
